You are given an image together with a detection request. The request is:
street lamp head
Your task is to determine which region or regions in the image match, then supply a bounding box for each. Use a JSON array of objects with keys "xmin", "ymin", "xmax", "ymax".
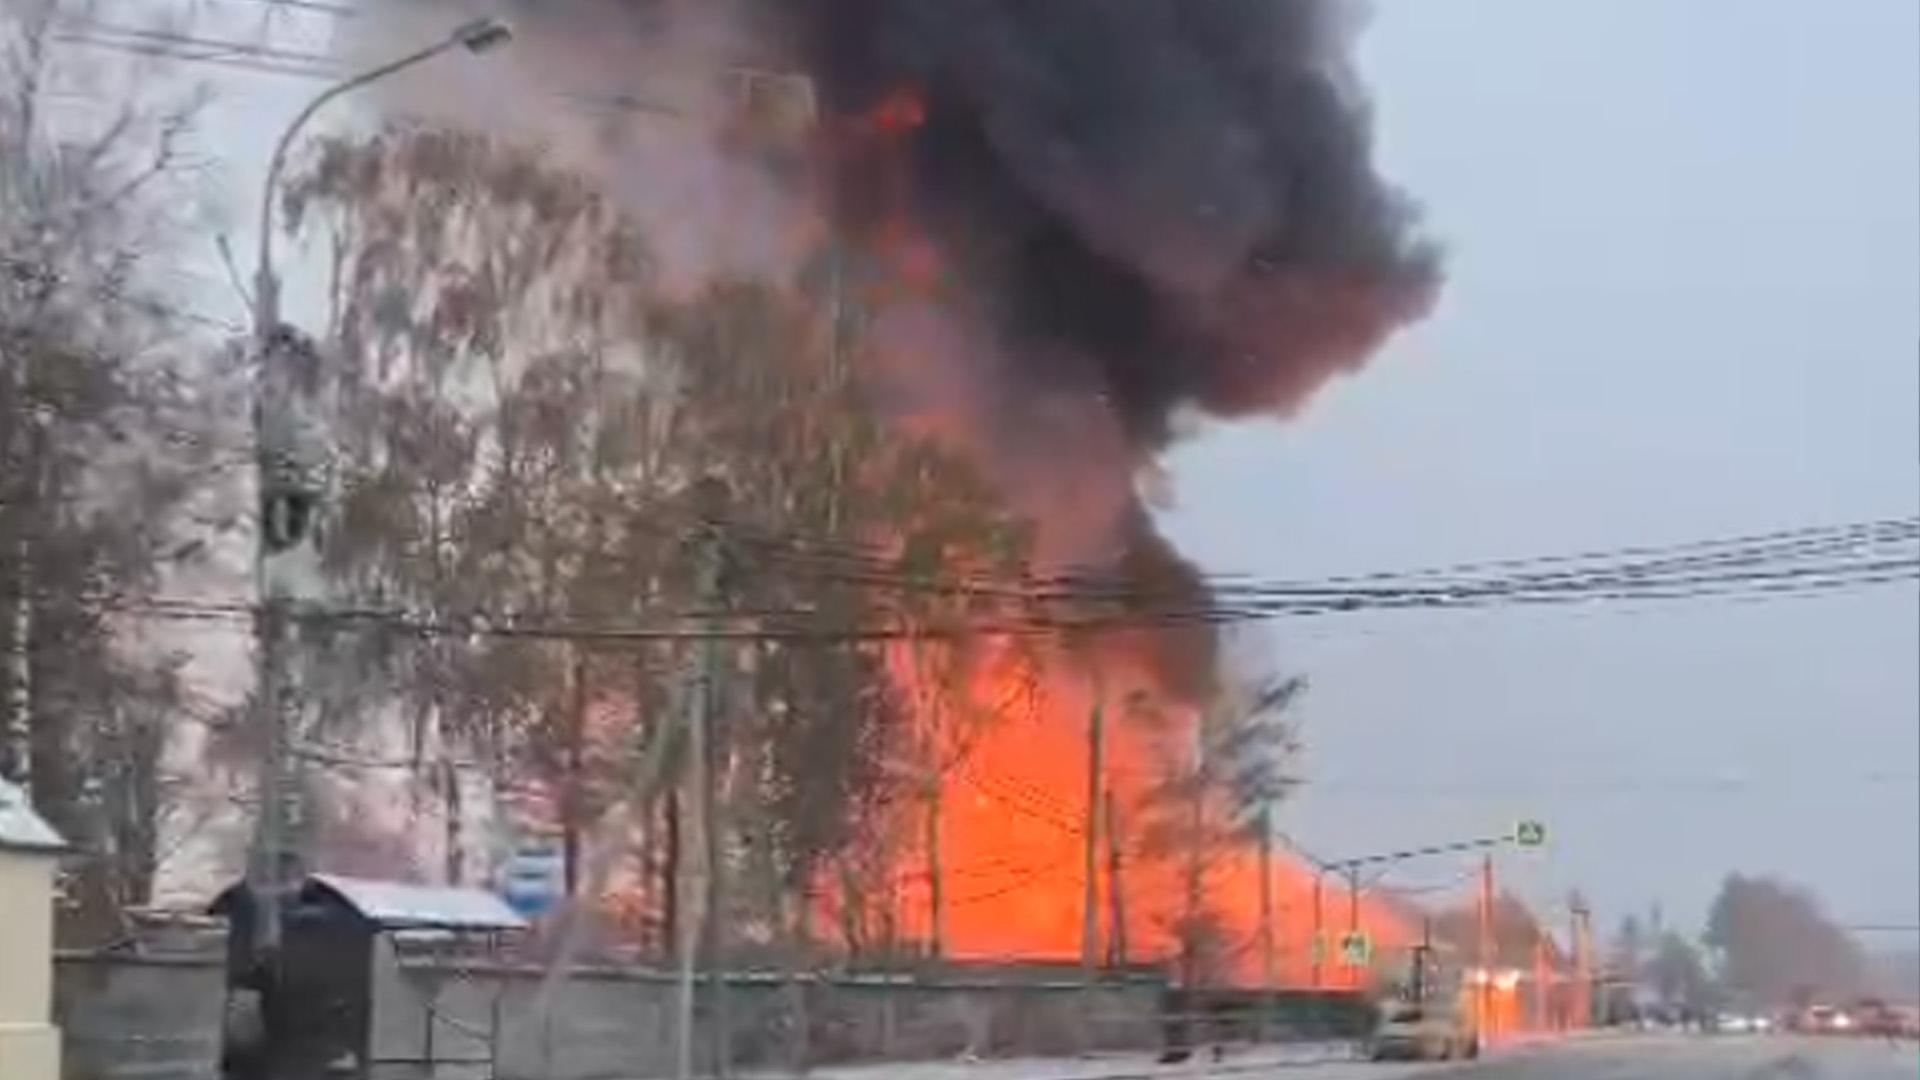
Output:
[{"xmin": 452, "ymin": 18, "xmax": 513, "ymax": 54}]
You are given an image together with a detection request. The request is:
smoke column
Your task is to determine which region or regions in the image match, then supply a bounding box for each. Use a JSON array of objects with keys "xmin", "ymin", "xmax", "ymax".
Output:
[
  {"xmin": 798, "ymin": 0, "xmax": 1436, "ymax": 440},
  {"xmin": 783, "ymin": 0, "xmax": 1440, "ymax": 696},
  {"xmin": 359, "ymin": 0, "xmax": 1437, "ymax": 696},
  {"xmin": 336, "ymin": 0, "xmax": 1436, "ymax": 972}
]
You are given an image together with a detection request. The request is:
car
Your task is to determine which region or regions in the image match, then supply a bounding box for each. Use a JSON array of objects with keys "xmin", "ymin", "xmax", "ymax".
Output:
[
  {"xmin": 1851, "ymin": 999, "xmax": 1904, "ymax": 1038},
  {"xmin": 1368, "ymin": 1001, "xmax": 1480, "ymax": 1062},
  {"xmin": 1714, "ymin": 1010, "xmax": 1774, "ymax": 1034},
  {"xmin": 1802, "ymin": 1005, "xmax": 1856, "ymax": 1034}
]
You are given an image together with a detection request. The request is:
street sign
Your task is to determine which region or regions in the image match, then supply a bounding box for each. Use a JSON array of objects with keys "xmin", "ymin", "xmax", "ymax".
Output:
[
  {"xmin": 501, "ymin": 841, "xmax": 564, "ymax": 917},
  {"xmin": 1514, "ymin": 820, "xmax": 1547, "ymax": 848},
  {"xmin": 1340, "ymin": 931, "xmax": 1373, "ymax": 966}
]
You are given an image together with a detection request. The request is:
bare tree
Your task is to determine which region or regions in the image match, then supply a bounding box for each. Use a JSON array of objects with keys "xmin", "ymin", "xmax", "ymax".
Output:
[
  {"xmin": 1135, "ymin": 664, "xmax": 1304, "ymax": 987},
  {"xmin": 276, "ymin": 124, "xmax": 677, "ymax": 886},
  {"xmin": 279, "ymin": 134, "xmax": 1051, "ymax": 1070},
  {"xmin": 1705, "ymin": 873, "xmax": 1866, "ymax": 1007},
  {"xmin": 1, "ymin": 0, "xmax": 226, "ymax": 939}
]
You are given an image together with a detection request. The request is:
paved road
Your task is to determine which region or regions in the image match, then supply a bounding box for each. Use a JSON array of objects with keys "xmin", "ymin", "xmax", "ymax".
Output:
[{"xmin": 1234, "ymin": 1036, "xmax": 1920, "ymax": 1080}]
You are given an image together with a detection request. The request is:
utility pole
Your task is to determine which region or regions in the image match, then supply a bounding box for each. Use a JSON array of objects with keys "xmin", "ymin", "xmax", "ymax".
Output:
[
  {"xmin": 1533, "ymin": 930, "xmax": 1549, "ymax": 1031},
  {"xmin": 1257, "ymin": 805, "xmax": 1275, "ymax": 1023},
  {"xmin": 675, "ymin": 515, "xmax": 723, "ymax": 1080},
  {"xmin": 1479, "ymin": 855, "xmax": 1495, "ymax": 1044},
  {"xmin": 1412, "ymin": 916, "xmax": 1433, "ymax": 1004},
  {"xmin": 1571, "ymin": 899, "xmax": 1592, "ymax": 1029},
  {"xmin": 1078, "ymin": 670, "xmax": 1106, "ymax": 1053},
  {"xmin": 1311, "ymin": 871, "xmax": 1325, "ymax": 990},
  {"xmin": 244, "ymin": 17, "xmax": 512, "ymax": 959},
  {"xmin": 1104, "ymin": 790, "xmax": 1126, "ymax": 969},
  {"xmin": 1080, "ymin": 670, "xmax": 1105, "ymax": 983},
  {"xmin": 1346, "ymin": 863, "xmax": 1362, "ymax": 986},
  {"xmin": 250, "ymin": 326, "xmax": 327, "ymax": 958}
]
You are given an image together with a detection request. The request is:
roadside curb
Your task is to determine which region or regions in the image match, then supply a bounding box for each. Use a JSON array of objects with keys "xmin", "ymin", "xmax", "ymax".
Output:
[{"xmin": 756, "ymin": 1043, "xmax": 1365, "ymax": 1080}]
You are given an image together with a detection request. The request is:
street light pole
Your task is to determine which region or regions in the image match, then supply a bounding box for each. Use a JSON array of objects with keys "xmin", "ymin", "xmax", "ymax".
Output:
[
  {"xmin": 253, "ymin": 18, "xmax": 512, "ymax": 341},
  {"xmin": 247, "ymin": 18, "xmax": 511, "ymax": 958}
]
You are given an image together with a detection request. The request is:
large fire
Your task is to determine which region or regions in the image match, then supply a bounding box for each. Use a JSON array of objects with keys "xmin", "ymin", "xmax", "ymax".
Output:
[
  {"xmin": 333, "ymin": 0, "xmax": 1439, "ymax": 990},
  {"xmin": 867, "ymin": 646, "xmax": 1408, "ymax": 988},
  {"xmin": 810, "ymin": 83, "xmax": 1410, "ymax": 987}
]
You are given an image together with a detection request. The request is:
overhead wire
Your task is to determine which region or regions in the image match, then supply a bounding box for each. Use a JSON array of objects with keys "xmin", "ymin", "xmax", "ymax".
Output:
[{"xmin": 8, "ymin": 514, "xmax": 1913, "ymax": 644}]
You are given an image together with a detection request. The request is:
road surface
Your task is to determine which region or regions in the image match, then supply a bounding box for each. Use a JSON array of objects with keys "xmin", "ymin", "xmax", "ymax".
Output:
[
  {"xmin": 1242, "ymin": 1035, "xmax": 1920, "ymax": 1079},
  {"xmin": 792, "ymin": 1035, "xmax": 1919, "ymax": 1080}
]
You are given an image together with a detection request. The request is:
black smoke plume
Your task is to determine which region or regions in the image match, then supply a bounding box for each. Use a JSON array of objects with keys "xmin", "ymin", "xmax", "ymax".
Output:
[
  {"xmin": 779, "ymin": 0, "xmax": 1438, "ymax": 697},
  {"xmin": 408, "ymin": 0, "xmax": 1437, "ymax": 698},
  {"xmin": 792, "ymin": 0, "xmax": 1438, "ymax": 449}
]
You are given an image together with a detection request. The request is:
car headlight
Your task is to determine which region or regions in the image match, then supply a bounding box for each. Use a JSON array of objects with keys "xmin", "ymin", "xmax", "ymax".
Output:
[{"xmin": 1832, "ymin": 1013, "xmax": 1853, "ymax": 1030}]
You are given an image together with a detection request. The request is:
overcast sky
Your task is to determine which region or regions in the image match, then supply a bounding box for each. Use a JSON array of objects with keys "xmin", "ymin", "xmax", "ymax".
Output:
[{"xmin": 1162, "ymin": 0, "xmax": 1919, "ymax": 936}]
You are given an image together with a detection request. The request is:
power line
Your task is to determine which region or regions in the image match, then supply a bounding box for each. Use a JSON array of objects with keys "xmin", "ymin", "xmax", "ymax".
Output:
[
  {"xmin": 11, "ymin": 559, "xmax": 1914, "ymax": 641},
  {"xmin": 711, "ymin": 512, "xmax": 1920, "ymax": 597},
  {"xmin": 46, "ymin": 23, "xmax": 700, "ymax": 128},
  {"xmin": 1309, "ymin": 771, "xmax": 1920, "ymax": 796},
  {"xmin": 51, "ymin": 28, "xmax": 342, "ymax": 81},
  {"xmin": 54, "ymin": 17, "xmax": 344, "ymax": 69},
  {"xmin": 8, "ymin": 515, "xmax": 1914, "ymax": 641},
  {"xmin": 745, "ymin": 515, "xmax": 1918, "ymax": 623},
  {"xmin": 200, "ymin": 0, "xmax": 361, "ymax": 18}
]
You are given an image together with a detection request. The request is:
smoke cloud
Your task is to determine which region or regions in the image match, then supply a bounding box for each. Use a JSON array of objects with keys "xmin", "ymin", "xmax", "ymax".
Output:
[
  {"xmin": 797, "ymin": 0, "xmax": 1437, "ymax": 448},
  {"xmin": 785, "ymin": 0, "xmax": 1439, "ymax": 695},
  {"xmin": 361, "ymin": 0, "xmax": 1437, "ymax": 700}
]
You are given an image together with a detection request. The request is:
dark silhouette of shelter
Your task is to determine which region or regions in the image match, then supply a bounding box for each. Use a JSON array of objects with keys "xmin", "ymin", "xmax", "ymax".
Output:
[{"xmin": 210, "ymin": 874, "xmax": 524, "ymax": 1079}]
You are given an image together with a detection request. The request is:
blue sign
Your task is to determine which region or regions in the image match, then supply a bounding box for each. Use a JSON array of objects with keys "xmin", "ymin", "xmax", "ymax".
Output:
[{"xmin": 501, "ymin": 843, "xmax": 564, "ymax": 917}]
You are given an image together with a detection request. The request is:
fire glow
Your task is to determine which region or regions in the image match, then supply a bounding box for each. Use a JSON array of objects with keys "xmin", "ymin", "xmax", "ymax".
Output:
[
  {"xmin": 789, "ymin": 0, "xmax": 1436, "ymax": 985},
  {"xmin": 868, "ymin": 645, "xmax": 1410, "ymax": 986},
  {"xmin": 426, "ymin": 0, "xmax": 1440, "ymax": 987}
]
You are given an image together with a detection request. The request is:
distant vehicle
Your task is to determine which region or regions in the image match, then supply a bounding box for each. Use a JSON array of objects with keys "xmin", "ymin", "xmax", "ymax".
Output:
[
  {"xmin": 1367, "ymin": 1001, "xmax": 1479, "ymax": 1062},
  {"xmin": 1712, "ymin": 1007, "xmax": 1775, "ymax": 1035},
  {"xmin": 1802, "ymin": 1005, "xmax": 1855, "ymax": 1034},
  {"xmin": 1897, "ymin": 1007, "xmax": 1920, "ymax": 1040},
  {"xmin": 1850, "ymin": 999, "xmax": 1903, "ymax": 1038}
]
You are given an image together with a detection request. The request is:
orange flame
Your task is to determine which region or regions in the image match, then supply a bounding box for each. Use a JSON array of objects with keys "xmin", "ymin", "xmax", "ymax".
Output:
[
  {"xmin": 869, "ymin": 86, "xmax": 928, "ymax": 136},
  {"xmin": 869, "ymin": 651, "xmax": 1408, "ymax": 987}
]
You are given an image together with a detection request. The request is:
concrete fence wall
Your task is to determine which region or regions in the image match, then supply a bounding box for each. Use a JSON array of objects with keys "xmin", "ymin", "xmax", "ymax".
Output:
[
  {"xmin": 368, "ymin": 944, "xmax": 1166, "ymax": 1080},
  {"xmin": 49, "ymin": 944, "xmax": 1382, "ymax": 1080},
  {"xmin": 48, "ymin": 942, "xmax": 1165, "ymax": 1080},
  {"xmin": 51, "ymin": 952, "xmax": 226, "ymax": 1080}
]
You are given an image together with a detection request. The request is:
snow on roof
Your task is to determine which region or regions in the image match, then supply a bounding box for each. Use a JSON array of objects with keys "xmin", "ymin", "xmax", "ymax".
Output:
[
  {"xmin": 303, "ymin": 873, "xmax": 527, "ymax": 931},
  {"xmin": 0, "ymin": 777, "xmax": 64, "ymax": 853}
]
